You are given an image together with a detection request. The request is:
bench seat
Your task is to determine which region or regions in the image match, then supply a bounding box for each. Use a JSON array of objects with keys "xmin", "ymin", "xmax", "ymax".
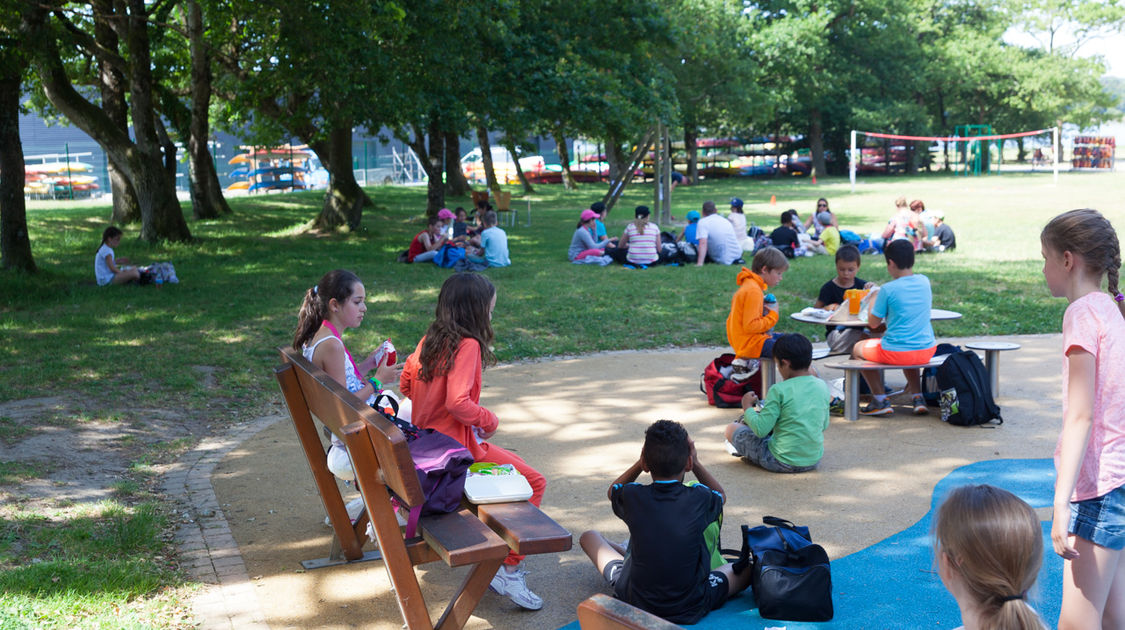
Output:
[
  {"xmin": 475, "ymin": 501, "xmax": 573, "ymax": 556},
  {"xmin": 824, "ymin": 355, "xmax": 950, "ymax": 421}
]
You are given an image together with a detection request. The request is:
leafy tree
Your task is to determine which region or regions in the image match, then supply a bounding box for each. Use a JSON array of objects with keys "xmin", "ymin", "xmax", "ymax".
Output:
[
  {"xmin": 26, "ymin": 0, "xmax": 192, "ymax": 242},
  {"xmin": 0, "ymin": 3, "xmax": 36, "ymax": 272}
]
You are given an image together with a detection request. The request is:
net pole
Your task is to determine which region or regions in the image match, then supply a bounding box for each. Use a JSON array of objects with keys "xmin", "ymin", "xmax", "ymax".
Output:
[
  {"xmin": 1052, "ymin": 126, "xmax": 1059, "ymax": 185},
  {"xmin": 850, "ymin": 130, "xmax": 857, "ymax": 193}
]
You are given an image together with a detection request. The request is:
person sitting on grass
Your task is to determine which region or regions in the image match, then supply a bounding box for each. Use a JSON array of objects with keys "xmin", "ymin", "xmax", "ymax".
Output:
[
  {"xmin": 94, "ymin": 226, "xmax": 141, "ymax": 286},
  {"xmin": 468, "ymin": 210, "xmax": 510, "ymax": 268},
  {"xmin": 726, "ymin": 246, "xmax": 789, "ymax": 381},
  {"xmin": 926, "ymin": 212, "xmax": 956, "ymax": 252},
  {"xmin": 814, "ymin": 245, "xmax": 877, "ymax": 354},
  {"xmin": 618, "ymin": 205, "xmax": 661, "ymax": 268},
  {"xmin": 569, "ymin": 209, "xmax": 612, "ymax": 265},
  {"xmin": 406, "ymin": 216, "xmax": 448, "ymax": 263},
  {"xmin": 770, "ymin": 210, "xmax": 801, "ymax": 258},
  {"xmin": 580, "ymin": 420, "xmax": 751, "ymax": 625},
  {"xmin": 695, "ymin": 200, "xmax": 743, "ymax": 266},
  {"xmin": 851, "ymin": 239, "xmax": 936, "ymax": 416},
  {"xmin": 815, "ymin": 211, "xmax": 842, "ymax": 255},
  {"xmin": 724, "ymin": 333, "xmax": 831, "ymax": 473}
]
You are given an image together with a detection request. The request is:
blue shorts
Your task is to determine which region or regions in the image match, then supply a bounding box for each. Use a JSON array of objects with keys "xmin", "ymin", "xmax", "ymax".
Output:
[{"xmin": 1069, "ymin": 484, "xmax": 1125, "ymax": 550}]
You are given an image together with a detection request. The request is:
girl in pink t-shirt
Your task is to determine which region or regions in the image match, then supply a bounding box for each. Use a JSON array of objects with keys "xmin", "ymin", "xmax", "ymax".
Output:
[{"xmin": 1041, "ymin": 209, "xmax": 1125, "ymax": 629}]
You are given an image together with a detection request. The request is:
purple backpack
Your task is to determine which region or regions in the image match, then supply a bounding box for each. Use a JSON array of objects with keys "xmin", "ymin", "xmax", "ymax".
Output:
[{"xmin": 374, "ymin": 395, "xmax": 473, "ymax": 537}]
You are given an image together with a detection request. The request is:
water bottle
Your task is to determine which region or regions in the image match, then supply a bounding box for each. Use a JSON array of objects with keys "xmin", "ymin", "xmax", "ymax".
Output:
[{"xmin": 154, "ymin": 274, "xmax": 163, "ymax": 288}]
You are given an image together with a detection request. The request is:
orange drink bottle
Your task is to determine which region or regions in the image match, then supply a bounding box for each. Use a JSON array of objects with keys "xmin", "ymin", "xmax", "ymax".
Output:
[{"xmin": 847, "ymin": 289, "xmax": 862, "ymax": 315}]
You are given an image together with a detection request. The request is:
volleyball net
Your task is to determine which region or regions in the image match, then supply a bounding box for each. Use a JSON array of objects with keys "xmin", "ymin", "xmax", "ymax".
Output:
[{"xmin": 848, "ymin": 127, "xmax": 1059, "ymax": 191}]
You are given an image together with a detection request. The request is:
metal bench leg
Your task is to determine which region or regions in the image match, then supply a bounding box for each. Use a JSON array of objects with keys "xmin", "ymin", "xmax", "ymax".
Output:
[
  {"xmin": 844, "ymin": 371, "xmax": 860, "ymax": 421},
  {"xmin": 984, "ymin": 350, "xmax": 1000, "ymax": 397},
  {"xmin": 761, "ymin": 357, "xmax": 776, "ymax": 399}
]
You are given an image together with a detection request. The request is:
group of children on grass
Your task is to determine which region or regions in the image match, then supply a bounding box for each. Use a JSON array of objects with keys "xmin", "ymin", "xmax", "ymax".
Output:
[
  {"xmin": 293, "ymin": 206, "xmax": 1122, "ymax": 629},
  {"xmin": 404, "ymin": 206, "xmax": 510, "ymax": 268}
]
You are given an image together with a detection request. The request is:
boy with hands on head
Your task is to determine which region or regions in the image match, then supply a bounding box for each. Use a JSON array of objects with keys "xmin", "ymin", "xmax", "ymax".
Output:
[{"xmin": 580, "ymin": 420, "xmax": 751, "ymax": 625}]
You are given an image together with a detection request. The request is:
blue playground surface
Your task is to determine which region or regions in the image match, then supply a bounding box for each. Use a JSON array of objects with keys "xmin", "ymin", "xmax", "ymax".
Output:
[{"xmin": 560, "ymin": 458, "xmax": 1061, "ymax": 629}]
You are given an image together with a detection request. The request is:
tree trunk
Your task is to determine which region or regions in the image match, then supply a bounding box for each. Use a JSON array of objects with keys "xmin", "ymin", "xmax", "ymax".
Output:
[
  {"xmin": 684, "ymin": 127, "xmax": 699, "ymax": 183},
  {"xmin": 505, "ymin": 142, "xmax": 535, "ymax": 194},
  {"xmin": 0, "ymin": 66, "xmax": 37, "ymax": 273},
  {"xmin": 185, "ymin": 0, "xmax": 230, "ymax": 220},
  {"xmin": 554, "ymin": 132, "xmax": 577, "ymax": 190},
  {"xmin": 444, "ymin": 131, "xmax": 471, "ymax": 197},
  {"xmin": 476, "ymin": 126, "xmax": 500, "ymax": 195},
  {"xmin": 605, "ymin": 134, "xmax": 628, "ymax": 184},
  {"xmin": 809, "ymin": 108, "xmax": 827, "ymax": 181},
  {"xmin": 310, "ymin": 125, "xmax": 366, "ymax": 231},
  {"xmin": 94, "ymin": 0, "xmax": 140, "ymax": 224}
]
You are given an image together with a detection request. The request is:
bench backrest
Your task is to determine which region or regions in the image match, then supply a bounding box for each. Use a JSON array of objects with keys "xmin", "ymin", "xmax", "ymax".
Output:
[
  {"xmin": 577, "ymin": 594, "xmax": 682, "ymax": 630},
  {"xmin": 277, "ymin": 347, "xmax": 424, "ymax": 508}
]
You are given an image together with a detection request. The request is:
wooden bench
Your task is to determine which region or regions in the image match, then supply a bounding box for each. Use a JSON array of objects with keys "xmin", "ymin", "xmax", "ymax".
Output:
[
  {"xmin": 760, "ymin": 344, "xmax": 831, "ymax": 398},
  {"xmin": 577, "ymin": 594, "xmax": 682, "ymax": 630},
  {"xmin": 823, "ymin": 354, "xmax": 950, "ymax": 421},
  {"xmin": 276, "ymin": 347, "xmax": 571, "ymax": 628},
  {"xmin": 965, "ymin": 341, "xmax": 1020, "ymax": 397}
]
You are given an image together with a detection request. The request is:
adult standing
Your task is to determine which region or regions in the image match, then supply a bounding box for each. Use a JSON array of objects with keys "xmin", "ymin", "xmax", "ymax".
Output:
[{"xmin": 696, "ymin": 201, "xmax": 742, "ymax": 266}]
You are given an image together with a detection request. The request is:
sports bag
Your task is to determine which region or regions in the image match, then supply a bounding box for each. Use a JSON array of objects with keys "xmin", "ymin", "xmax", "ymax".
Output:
[
  {"xmin": 936, "ymin": 350, "xmax": 1003, "ymax": 426},
  {"xmin": 700, "ymin": 353, "xmax": 760, "ymax": 408},
  {"xmin": 729, "ymin": 516, "xmax": 833, "ymax": 622},
  {"xmin": 373, "ymin": 394, "xmax": 473, "ymax": 536}
]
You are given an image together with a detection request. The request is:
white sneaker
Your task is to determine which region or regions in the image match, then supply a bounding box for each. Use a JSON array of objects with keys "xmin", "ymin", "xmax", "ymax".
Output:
[
  {"xmin": 489, "ymin": 567, "xmax": 543, "ymax": 610},
  {"xmin": 324, "ymin": 497, "xmax": 367, "ymax": 526}
]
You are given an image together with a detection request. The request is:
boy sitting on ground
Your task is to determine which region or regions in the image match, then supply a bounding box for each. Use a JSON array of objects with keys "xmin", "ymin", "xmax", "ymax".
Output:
[
  {"xmin": 726, "ymin": 247, "xmax": 789, "ymax": 381},
  {"xmin": 814, "ymin": 244, "xmax": 877, "ymax": 354},
  {"xmin": 580, "ymin": 420, "xmax": 751, "ymax": 625},
  {"xmin": 724, "ymin": 333, "xmax": 831, "ymax": 473},
  {"xmin": 468, "ymin": 210, "xmax": 511, "ymax": 267},
  {"xmin": 851, "ymin": 239, "xmax": 936, "ymax": 416},
  {"xmin": 769, "ymin": 210, "xmax": 801, "ymax": 258}
]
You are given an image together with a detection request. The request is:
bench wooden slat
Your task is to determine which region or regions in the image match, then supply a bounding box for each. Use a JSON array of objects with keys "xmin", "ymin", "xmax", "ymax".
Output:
[
  {"xmin": 577, "ymin": 593, "xmax": 683, "ymax": 630},
  {"xmin": 475, "ymin": 501, "xmax": 573, "ymax": 556},
  {"xmin": 420, "ymin": 510, "xmax": 512, "ymax": 567}
]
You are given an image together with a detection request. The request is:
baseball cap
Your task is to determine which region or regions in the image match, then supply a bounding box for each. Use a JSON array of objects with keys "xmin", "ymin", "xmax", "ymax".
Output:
[
  {"xmin": 437, "ymin": 208, "xmax": 456, "ymax": 220},
  {"xmin": 686, "ymin": 210, "xmax": 701, "ymax": 222},
  {"xmin": 730, "ymin": 197, "xmax": 744, "ymax": 208},
  {"xmin": 580, "ymin": 209, "xmax": 600, "ymax": 221}
]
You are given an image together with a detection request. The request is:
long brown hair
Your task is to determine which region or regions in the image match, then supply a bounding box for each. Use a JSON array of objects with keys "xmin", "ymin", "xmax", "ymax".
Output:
[
  {"xmin": 418, "ymin": 273, "xmax": 496, "ymax": 381},
  {"xmin": 292, "ymin": 269, "xmax": 361, "ymax": 349},
  {"xmin": 934, "ymin": 485, "xmax": 1046, "ymax": 630},
  {"xmin": 1041, "ymin": 208, "xmax": 1125, "ymax": 319}
]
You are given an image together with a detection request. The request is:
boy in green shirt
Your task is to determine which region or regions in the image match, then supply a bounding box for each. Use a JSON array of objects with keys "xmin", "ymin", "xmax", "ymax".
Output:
[{"xmin": 724, "ymin": 333, "xmax": 831, "ymax": 473}]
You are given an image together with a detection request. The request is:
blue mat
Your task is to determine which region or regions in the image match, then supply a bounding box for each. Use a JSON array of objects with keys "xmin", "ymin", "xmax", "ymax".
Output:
[{"xmin": 560, "ymin": 459, "xmax": 1061, "ymax": 629}]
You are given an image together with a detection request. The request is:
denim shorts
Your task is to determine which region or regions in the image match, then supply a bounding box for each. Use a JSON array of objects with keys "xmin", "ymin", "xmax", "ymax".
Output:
[
  {"xmin": 729, "ymin": 425, "xmax": 816, "ymax": 474},
  {"xmin": 1069, "ymin": 484, "xmax": 1125, "ymax": 550}
]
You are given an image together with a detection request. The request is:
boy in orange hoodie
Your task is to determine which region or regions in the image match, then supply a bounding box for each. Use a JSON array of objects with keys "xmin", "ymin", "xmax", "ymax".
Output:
[{"xmin": 726, "ymin": 247, "xmax": 790, "ymax": 381}]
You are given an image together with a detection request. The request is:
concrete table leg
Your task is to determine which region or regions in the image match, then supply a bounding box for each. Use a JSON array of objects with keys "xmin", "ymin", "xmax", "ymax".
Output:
[
  {"xmin": 844, "ymin": 370, "xmax": 860, "ymax": 421},
  {"xmin": 761, "ymin": 357, "xmax": 777, "ymax": 399},
  {"xmin": 983, "ymin": 350, "xmax": 1001, "ymax": 397}
]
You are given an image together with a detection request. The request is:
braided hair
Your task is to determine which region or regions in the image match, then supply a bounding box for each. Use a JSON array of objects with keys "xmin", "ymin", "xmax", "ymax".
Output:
[{"xmin": 1041, "ymin": 208, "xmax": 1124, "ymax": 319}]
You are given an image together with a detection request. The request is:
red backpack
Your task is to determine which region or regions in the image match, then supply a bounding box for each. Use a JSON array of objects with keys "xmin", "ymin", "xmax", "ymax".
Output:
[{"xmin": 701, "ymin": 353, "xmax": 761, "ymax": 408}]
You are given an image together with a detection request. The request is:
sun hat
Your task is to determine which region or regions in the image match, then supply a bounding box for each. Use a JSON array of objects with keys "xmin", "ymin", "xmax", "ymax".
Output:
[
  {"xmin": 686, "ymin": 210, "xmax": 701, "ymax": 222},
  {"xmin": 437, "ymin": 208, "xmax": 456, "ymax": 220},
  {"xmin": 580, "ymin": 209, "xmax": 600, "ymax": 222}
]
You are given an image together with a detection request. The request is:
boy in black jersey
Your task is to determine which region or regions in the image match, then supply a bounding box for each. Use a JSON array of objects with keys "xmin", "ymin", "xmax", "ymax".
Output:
[
  {"xmin": 579, "ymin": 420, "xmax": 751, "ymax": 624},
  {"xmin": 814, "ymin": 244, "xmax": 877, "ymax": 354}
]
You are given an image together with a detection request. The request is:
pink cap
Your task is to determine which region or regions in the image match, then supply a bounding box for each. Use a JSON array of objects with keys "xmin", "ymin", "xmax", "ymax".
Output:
[
  {"xmin": 580, "ymin": 209, "xmax": 600, "ymax": 221},
  {"xmin": 437, "ymin": 208, "xmax": 456, "ymax": 220}
]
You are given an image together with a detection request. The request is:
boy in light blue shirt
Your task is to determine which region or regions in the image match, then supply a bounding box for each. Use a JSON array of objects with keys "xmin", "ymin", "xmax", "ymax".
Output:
[
  {"xmin": 851, "ymin": 239, "xmax": 936, "ymax": 416},
  {"xmin": 469, "ymin": 210, "xmax": 510, "ymax": 267}
]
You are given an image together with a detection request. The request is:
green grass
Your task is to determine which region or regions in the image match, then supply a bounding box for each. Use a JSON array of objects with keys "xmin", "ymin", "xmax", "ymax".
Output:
[
  {"xmin": 0, "ymin": 502, "xmax": 190, "ymax": 629},
  {"xmin": 2, "ymin": 170, "xmax": 1124, "ymax": 627},
  {"xmin": 5, "ymin": 172, "xmax": 1124, "ymax": 412},
  {"xmin": 0, "ymin": 461, "xmax": 51, "ymax": 485}
]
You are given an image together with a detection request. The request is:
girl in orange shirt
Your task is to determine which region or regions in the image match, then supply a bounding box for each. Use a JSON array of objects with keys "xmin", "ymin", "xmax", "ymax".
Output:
[{"xmin": 399, "ymin": 272, "xmax": 547, "ymax": 610}]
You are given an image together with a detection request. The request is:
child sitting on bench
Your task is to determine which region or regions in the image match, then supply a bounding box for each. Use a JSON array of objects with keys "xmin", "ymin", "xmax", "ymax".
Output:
[
  {"xmin": 725, "ymin": 333, "xmax": 831, "ymax": 473},
  {"xmin": 580, "ymin": 420, "xmax": 751, "ymax": 624},
  {"xmin": 851, "ymin": 239, "xmax": 936, "ymax": 416}
]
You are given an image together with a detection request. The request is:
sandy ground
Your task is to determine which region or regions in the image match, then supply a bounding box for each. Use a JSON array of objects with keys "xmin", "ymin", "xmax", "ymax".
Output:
[{"xmin": 210, "ymin": 334, "xmax": 1062, "ymax": 629}]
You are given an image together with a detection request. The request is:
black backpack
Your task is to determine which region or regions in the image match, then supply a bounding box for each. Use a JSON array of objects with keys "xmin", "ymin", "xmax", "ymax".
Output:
[
  {"xmin": 936, "ymin": 351, "xmax": 1002, "ymax": 426},
  {"xmin": 921, "ymin": 343, "xmax": 962, "ymax": 404}
]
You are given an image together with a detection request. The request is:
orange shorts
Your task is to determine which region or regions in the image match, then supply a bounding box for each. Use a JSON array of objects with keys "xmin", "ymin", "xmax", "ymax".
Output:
[{"xmin": 856, "ymin": 338, "xmax": 935, "ymax": 365}]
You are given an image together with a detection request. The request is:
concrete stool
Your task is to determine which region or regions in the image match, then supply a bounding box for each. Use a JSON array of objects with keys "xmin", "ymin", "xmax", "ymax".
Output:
[
  {"xmin": 761, "ymin": 345, "xmax": 830, "ymax": 399},
  {"xmin": 965, "ymin": 341, "xmax": 1020, "ymax": 397}
]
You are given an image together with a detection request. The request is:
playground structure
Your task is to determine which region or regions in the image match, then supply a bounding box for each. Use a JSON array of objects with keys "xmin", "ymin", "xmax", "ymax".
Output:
[
  {"xmin": 22, "ymin": 151, "xmax": 100, "ymax": 199},
  {"xmin": 226, "ymin": 145, "xmax": 311, "ymax": 193},
  {"xmin": 849, "ymin": 127, "xmax": 1059, "ymax": 191}
]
